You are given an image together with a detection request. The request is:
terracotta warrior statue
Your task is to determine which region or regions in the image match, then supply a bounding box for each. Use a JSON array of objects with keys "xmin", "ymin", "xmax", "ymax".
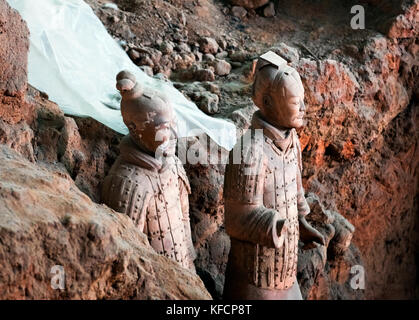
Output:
[
  {"xmin": 102, "ymin": 70, "xmax": 196, "ymax": 272},
  {"xmin": 223, "ymin": 52, "xmax": 325, "ymax": 299}
]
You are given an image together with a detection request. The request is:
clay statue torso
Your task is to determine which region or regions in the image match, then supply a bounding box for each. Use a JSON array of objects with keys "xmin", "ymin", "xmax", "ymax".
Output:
[{"xmin": 102, "ymin": 135, "xmax": 196, "ymax": 271}]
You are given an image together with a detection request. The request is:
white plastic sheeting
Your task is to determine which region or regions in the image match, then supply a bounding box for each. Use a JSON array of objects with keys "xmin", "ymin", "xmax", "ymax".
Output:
[{"xmin": 7, "ymin": 0, "xmax": 236, "ymax": 150}]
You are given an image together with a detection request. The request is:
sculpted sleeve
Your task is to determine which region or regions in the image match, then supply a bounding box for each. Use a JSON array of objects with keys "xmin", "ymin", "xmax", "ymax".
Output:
[
  {"xmin": 176, "ymin": 159, "xmax": 197, "ymax": 265},
  {"xmin": 224, "ymin": 134, "xmax": 286, "ymax": 248},
  {"xmin": 294, "ymin": 132, "xmax": 310, "ymax": 217},
  {"xmin": 101, "ymin": 162, "xmax": 152, "ymax": 232}
]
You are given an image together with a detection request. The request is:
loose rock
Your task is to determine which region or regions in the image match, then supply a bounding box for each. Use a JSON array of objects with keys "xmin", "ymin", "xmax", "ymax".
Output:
[
  {"xmin": 229, "ymin": 50, "xmax": 252, "ymax": 62},
  {"xmin": 199, "ymin": 37, "xmax": 219, "ymax": 54},
  {"xmin": 128, "ymin": 48, "xmax": 140, "ymax": 61},
  {"xmin": 203, "ymin": 53, "xmax": 216, "ymax": 62},
  {"xmin": 211, "ymin": 59, "xmax": 232, "ymax": 76},
  {"xmin": 215, "ymin": 51, "xmax": 229, "ymax": 59},
  {"xmin": 160, "ymin": 41, "xmax": 174, "ymax": 55},
  {"xmin": 197, "ymin": 92, "xmax": 219, "ymax": 114},
  {"xmin": 195, "ymin": 68, "xmax": 216, "ymax": 82},
  {"xmin": 263, "ymin": 2, "xmax": 275, "ymax": 17},
  {"xmin": 231, "ymin": 6, "xmax": 247, "ymax": 19}
]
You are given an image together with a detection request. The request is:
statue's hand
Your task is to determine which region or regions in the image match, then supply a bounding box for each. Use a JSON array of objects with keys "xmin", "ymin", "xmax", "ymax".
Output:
[
  {"xmin": 276, "ymin": 218, "xmax": 290, "ymax": 236},
  {"xmin": 273, "ymin": 218, "xmax": 290, "ymax": 248},
  {"xmin": 299, "ymin": 217, "xmax": 325, "ymax": 250}
]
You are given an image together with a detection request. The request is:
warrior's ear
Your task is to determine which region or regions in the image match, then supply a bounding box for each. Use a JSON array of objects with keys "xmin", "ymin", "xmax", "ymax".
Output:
[
  {"xmin": 127, "ymin": 122, "xmax": 136, "ymax": 132},
  {"xmin": 262, "ymin": 94, "xmax": 273, "ymax": 110},
  {"xmin": 127, "ymin": 122, "xmax": 143, "ymax": 139}
]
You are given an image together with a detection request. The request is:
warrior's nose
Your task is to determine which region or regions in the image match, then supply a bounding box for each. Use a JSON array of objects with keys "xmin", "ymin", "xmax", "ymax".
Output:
[{"xmin": 300, "ymin": 100, "xmax": 306, "ymax": 112}]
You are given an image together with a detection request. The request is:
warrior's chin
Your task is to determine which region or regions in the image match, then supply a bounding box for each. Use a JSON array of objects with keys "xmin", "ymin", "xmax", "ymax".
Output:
[{"xmin": 293, "ymin": 119, "xmax": 305, "ymax": 128}]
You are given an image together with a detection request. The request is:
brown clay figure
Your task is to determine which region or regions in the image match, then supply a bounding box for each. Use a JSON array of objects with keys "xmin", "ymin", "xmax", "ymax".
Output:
[
  {"xmin": 102, "ymin": 70, "xmax": 196, "ymax": 272},
  {"xmin": 223, "ymin": 52, "xmax": 325, "ymax": 299}
]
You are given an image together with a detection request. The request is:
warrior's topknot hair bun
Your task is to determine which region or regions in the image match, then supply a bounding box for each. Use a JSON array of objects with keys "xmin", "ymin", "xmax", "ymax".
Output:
[{"xmin": 116, "ymin": 70, "xmax": 137, "ymax": 93}]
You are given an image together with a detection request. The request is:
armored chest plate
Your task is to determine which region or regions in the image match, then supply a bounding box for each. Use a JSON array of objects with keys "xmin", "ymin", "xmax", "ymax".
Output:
[{"xmin": 145, "ymin": 165, "xmax": 190, "ymax": 268}]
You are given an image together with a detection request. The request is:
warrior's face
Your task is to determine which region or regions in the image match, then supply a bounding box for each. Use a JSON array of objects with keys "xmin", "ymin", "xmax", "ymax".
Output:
[
  {"xmin": 135, "ymin": 106, "xmax": 177, "ymax": 157},
  {"xmin": 264, "ymin": 73, "xmax": 306, "ymax": 130}
]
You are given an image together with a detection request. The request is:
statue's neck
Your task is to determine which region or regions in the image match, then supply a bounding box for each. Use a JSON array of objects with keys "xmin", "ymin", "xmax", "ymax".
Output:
[
  {"xmin": 130, "ymin": 135, "xmax": 155, "ymax": 157},
  {"xmin": 258, "ymin": 113, "xmax": 291, "ymax": 138}
]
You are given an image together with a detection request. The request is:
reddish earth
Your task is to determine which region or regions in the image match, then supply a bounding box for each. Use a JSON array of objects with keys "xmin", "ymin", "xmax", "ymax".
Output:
[{"xmin": 0, "ymin": 0, "xmax": 32, "ymax": 124}]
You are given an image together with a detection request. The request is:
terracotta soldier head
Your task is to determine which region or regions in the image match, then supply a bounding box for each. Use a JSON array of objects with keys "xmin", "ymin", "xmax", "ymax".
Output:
[
  {"xmin": 116, "ymin": 70, "xmax": 177, "ymax": 158},
  {"xmin": 252, "ymin": 53, "xmax": 306, "ymax": 130}
]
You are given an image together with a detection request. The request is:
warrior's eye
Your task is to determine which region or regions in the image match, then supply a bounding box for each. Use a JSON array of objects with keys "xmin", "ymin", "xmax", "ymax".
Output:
[{"xmin": 289, "ymin": 97, "xmax": 300, "ymax": 104}]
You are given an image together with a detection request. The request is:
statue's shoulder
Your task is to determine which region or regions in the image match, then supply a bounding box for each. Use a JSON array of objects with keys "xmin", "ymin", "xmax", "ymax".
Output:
[
  {"xmin": 291, "ymin": 128, "xmax": 301, "ymax": 148},
  {"xmin": 227, "ymin": 128, "xmax": 267, "ymax": 172},
  {"xmin": 290, "ymin": 128, "xmax": 303, "ymax": 170},
  {"xmin": 110, "ymin": 156, "xmax": 158, "ymax": 179},
  {"xmin": 224, "ymin": 130, "xmax": 267, "ymax": 203},
  {"xmin": 101, "ymin": 157, "xmax": 155, "ymax": 210}
]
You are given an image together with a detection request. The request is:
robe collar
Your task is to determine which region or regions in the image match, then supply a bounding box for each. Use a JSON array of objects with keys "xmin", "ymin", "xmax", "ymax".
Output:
[
  {"xmin": 119, "ymin": 135, "xmax": 164, "ymax": 172},
  {"xmin": 251, "ymin": 111, "xmax": 294, "ymax": 152}
]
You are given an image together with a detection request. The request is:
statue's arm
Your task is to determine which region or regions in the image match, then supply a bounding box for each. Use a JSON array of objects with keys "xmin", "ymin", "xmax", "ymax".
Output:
[
  {"xmin": 294, "ymin": 134, "xmax": 325, "ymax": 247},
  {"xmin": 295, "ymin": 134, "xmax": 310, "ymax": 218},
  {"xmin": 101, "ymin": 170, "xmax": 152, "ymax": 232},
  {"xmin": 225, "ymin": 201, "xmax": 289, "ymax": 248},
  {"xmin": 177, "ymin": 161, "xmax": 197, "ymax": 265},
  {"xmin": 224, "ymin": 150, "xmax": 288, "ymax": 249}
]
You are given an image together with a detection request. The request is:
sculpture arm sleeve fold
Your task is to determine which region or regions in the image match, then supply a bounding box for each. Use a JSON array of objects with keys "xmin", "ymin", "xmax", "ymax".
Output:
[
  {"xmin": 295, "ymin": 132, "xmax": 310, "ymax": 217},
  {"xmin": 296, "ymin": 167, "xmax": 310, "ymax": 217},
  {"xmin": 101, "ymin": 173, "xmax": 151, "ymax": 231},
  {"xmin": 225, "ymin": 204, "xmax": 287, "ymax": 248},
  {"xmin": 177, "ymin": 161, "xmax": 197, "ymax": 263}
]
